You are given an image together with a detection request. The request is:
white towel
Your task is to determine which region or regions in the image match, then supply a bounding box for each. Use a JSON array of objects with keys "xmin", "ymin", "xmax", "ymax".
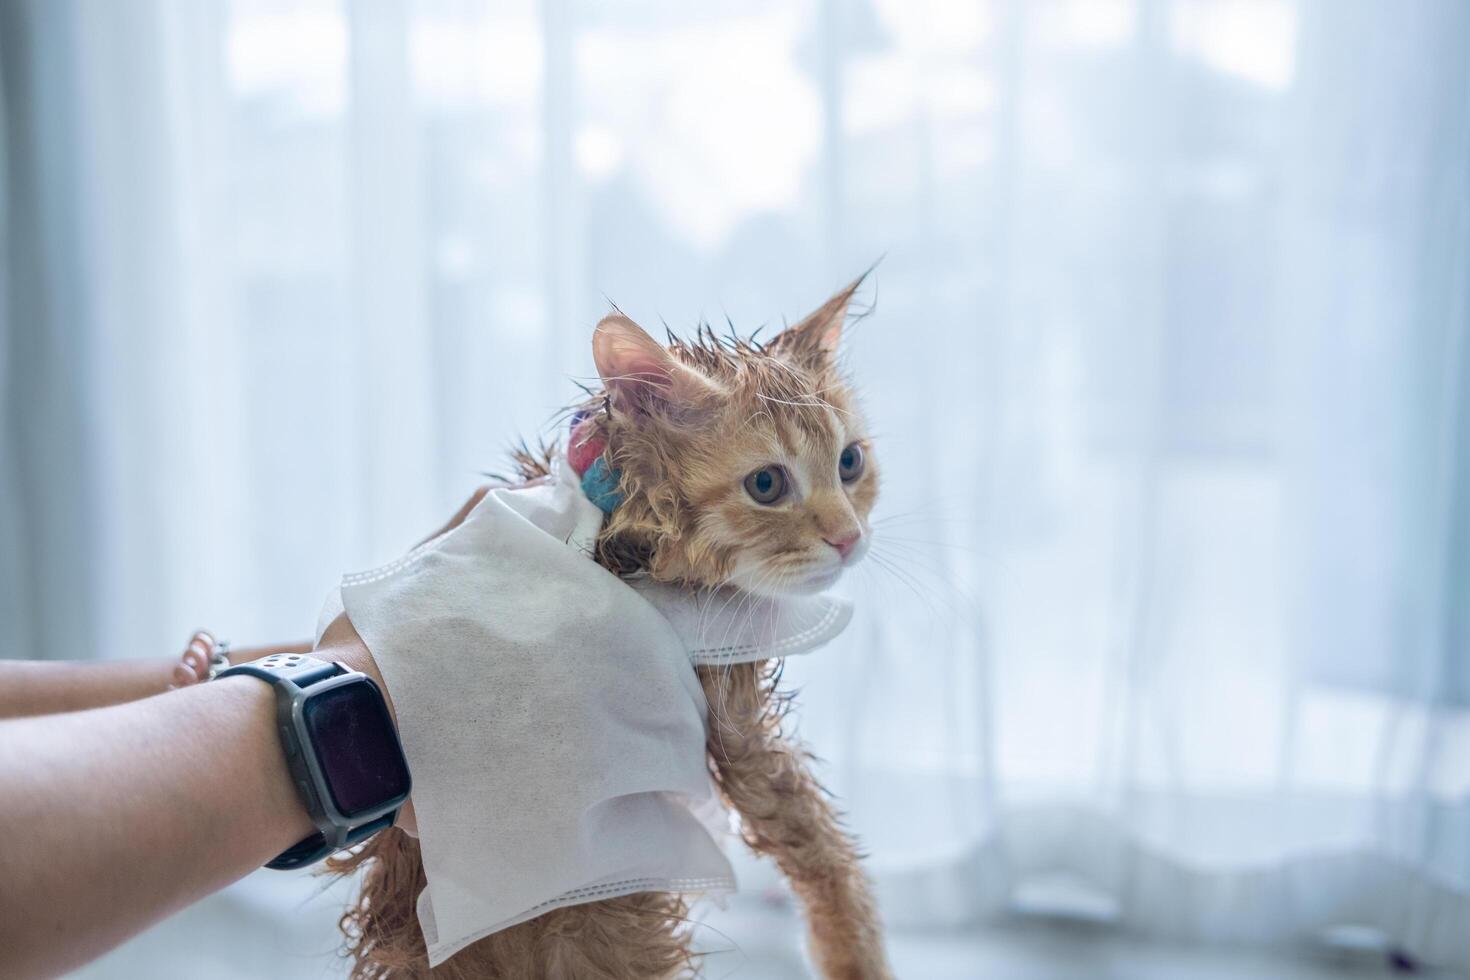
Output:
[{"xmin": 323, "ymin": 461, "xmax": 851, "ymax": 966}]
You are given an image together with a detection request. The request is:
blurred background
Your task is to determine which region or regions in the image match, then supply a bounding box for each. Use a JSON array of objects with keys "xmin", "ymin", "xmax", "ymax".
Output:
[{"xmin": 3, "ymin": 0, "xmax": 1469, "ymax": 977}]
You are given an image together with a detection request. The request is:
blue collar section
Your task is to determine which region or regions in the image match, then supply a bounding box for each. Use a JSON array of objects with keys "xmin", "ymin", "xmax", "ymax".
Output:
[{"xmin": 580, "ymin": 457, "xmax": 625, "ymax": 514}]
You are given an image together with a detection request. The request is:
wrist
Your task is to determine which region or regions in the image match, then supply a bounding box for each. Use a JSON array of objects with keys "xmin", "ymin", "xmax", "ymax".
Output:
[
  {"xmin": 213, "ymin": 675, "xmax": 317, "ymax": 844},
  {"xmin": 214, "ymin": 648, "xmax": 413, "ymax": 866}
]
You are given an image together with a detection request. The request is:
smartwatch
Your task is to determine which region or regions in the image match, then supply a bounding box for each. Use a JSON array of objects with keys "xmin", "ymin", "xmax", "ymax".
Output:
[{"xmin": 216, "ymin": 653, "xmax": 412, "ymax": 869}]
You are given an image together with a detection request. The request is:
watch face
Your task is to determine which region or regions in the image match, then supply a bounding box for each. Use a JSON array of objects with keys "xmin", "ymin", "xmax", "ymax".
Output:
[{"xmin": 302, "ymin": 680, "xmax": 411, "ymax": 819}]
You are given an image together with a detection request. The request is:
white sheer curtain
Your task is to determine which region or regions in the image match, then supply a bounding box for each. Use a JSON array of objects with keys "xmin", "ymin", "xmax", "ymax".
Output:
[{"xmin": 4, "ymin": 0, "xmax": 1469, "ymax": 970}]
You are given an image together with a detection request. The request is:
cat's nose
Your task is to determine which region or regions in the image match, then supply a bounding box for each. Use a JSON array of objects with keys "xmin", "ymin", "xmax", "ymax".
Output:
[{"xmin": 824, "ymin": 531, "xmax": 861, "ymax": 559}]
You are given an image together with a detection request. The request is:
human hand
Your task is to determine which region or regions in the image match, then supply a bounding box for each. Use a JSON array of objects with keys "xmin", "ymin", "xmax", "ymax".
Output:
[{"xmin": 169, "ymin": 631, "xmax": 221, "ymax": 688}]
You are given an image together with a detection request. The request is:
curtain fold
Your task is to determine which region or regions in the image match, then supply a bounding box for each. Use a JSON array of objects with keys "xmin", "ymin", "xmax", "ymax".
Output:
[
  {"xmin": 3, "ymin": 0, "xmax": 1468, "ymax": 969},
  {"xmin": 0, "ymin": 0, "xmax": 101, "ymax": 664}
]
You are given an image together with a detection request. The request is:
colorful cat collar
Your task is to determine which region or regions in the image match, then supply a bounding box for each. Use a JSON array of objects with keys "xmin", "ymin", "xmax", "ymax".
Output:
[{"xmin": 568, "ymin": 414, "xmax": 624, "ymax": 513}]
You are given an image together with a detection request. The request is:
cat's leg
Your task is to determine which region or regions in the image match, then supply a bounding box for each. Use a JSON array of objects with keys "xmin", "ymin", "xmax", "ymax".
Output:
[{"xmin": 698, "ymin": 661, "xmax": 891, "ymax": 980}]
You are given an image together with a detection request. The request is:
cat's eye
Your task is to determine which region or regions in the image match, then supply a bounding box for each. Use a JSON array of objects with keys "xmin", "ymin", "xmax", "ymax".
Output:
[
  {"xmin": 744, "ymin": 465, "xmax": 789, "ymax": 505},
  {"xmin": 839, "ymin": 443, "xmax": 865, "ymax": 482}
]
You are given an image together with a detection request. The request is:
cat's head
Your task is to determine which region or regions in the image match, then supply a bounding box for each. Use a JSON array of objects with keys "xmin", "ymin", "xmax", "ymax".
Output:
[{"xmin": 589, "ymin": 280, "xmax": 877, "ymax": 597}]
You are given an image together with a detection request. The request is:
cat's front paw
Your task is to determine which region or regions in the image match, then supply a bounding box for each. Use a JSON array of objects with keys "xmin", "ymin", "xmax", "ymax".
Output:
[
  {"xmin": 821, "ymin": 958, "xmax": 894, "ymax": 980},
  {"xmin": 813, "ymin": 939, "xmax": 894, "ymax": 980}
]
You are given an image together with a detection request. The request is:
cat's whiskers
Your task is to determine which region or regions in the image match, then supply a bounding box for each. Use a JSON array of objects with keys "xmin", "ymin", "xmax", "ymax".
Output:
[
  {"xmin": 705, "ymin": 568, "xmax": 780, "ymax": 753},
  {"xmin": 863, "ymin": 550, "xmax": 932, "ymax": 609},
  {"xmin": 737, "ymin": 409, "xmax": 777, "ymax": 438},
  {"xmin": 863, "ymin": 536, "xmax": 971, "ymax": 621},
  {"xmin": 690, "ymin": 567, "xmax": 769, "ymax": 745},
  {"xmin": 767, "ymin": 547, "xmax": 847, "ymax": 591},
  {"xmin": 755, "ymin": 388, "xmax": 857, "ymax": 422},
  {"xmin": 596, "ymin": 371, "xmax": 676, "ymax": 392},
  {"xmin": 867, "ymin": 531, "xmax": 976, "ymax": 554},
  {"xmin": 694, "ymin": 570, "xmax": 757, "ymax": 644},
  {"xmin": 867, "ymin": 526, "xmax": 967, "ymax": 566}
]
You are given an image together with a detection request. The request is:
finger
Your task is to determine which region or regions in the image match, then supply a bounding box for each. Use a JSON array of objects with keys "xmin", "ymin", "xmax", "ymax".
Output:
[
  {"xmin": 183, "ymin": 640, "xmax": 213, "ymax": 680},
  {"xmin": 181, "ymin": 649, "xmax": 208, "ymax": 680},
  {"xmin": 185, "ymin": 631, "xmax": 219, "ymax": 680},
  {"xmin": 170, "ymin": 663, "xmax": 199, "ymax": 688}
]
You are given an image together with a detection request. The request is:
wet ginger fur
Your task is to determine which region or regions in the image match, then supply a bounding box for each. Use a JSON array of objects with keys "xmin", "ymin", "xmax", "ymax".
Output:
[{"xmin": 327, "ymin": 278, "xmax": 891, "ymax": 979}]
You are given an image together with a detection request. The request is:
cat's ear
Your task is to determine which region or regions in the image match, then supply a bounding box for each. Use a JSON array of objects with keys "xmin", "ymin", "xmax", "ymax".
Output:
[
  {"xmin": 593, "ymin": 313, "xmax": 719, "ymax": 414},
  {"xmin": 772, "ymin": 275, "xmax": 863, "ymax": 358}
]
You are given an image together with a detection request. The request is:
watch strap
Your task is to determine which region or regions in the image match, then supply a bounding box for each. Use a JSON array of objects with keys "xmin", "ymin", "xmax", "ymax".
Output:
[
  {"xmin": 265, "ymin": 812, "xmax": 398, "ymax": 870},
  {"xmin": 218, "ymin": 652, "xmax": 340, "ymax": 690}
]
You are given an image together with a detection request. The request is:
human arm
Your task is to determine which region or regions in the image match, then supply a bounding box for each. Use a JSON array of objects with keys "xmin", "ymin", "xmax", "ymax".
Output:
[
  {"xmin": 0, "ymin": 486, "xmax": 488, "ymax": 976},
  {"xmin": 0, "ymin": 626, "xmax": 388, "ymax": 979},
  {"xmin": 0, "ymin": 658, "xmax": 194, "ymax": 719},
  {"xmin": 0, "ymin": 637, "xmax": 312, "ymax": 720}
]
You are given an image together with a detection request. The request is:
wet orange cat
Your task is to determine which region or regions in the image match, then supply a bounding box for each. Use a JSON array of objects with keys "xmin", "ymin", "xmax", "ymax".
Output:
[{"xmin": 329, "ymin": 279, "xmax": 891, "ymax": 979}]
